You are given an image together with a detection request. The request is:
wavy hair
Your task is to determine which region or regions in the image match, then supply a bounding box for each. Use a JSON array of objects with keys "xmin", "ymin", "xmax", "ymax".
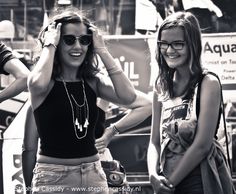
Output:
[
  {"xmin": 156, "ymin": 11, "xmax": 203, "ymax": 98},
  {"xmin": 37, "ymin": 7, "xmax": 99, "ymax": 80}
]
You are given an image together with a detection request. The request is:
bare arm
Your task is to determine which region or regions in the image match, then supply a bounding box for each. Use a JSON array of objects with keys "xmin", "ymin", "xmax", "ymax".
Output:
[
  {"xmin": 147, "ymin": 92, "xmax": 173, "ymax": 193},
  {"xmin": 0, "ymin": 58, "xmax": 29, "ymax": 102},
  {"xmin": 27, "ymin": 23, "xmax": 61, "ymax": 104},
  {"xmin": 22, "ymin": 104, "xmax": 38, "ymax": 194},
  {"xmin": 95, "ymin": 90, "xmax": 152, "ymax": 152},
  {"xmin": 112, "ymin": 90, "xmax": 152, "ymax": 131},
  {"xmin": 168, "ymin": 74, "xmax": 221, "ymax": 186},
  {"xmin": 147, "ymin": 91, "xmax": 162, "ymax": 178},
  {"xmin": 89, "ymin": 25, "xmax": 136, "ymax": 105}
]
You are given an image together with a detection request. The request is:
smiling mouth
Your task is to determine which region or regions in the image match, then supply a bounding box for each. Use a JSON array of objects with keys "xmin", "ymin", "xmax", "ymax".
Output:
[
  {"xmin": 70, "ymin": 52, "xmax": 82, "ymax": 57},
  {"xmin": 167, "ymin": 55, "xmax": 178, "ymax": 59}
]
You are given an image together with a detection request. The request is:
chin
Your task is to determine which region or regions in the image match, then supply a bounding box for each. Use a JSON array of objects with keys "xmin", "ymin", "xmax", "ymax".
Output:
[
  {"xmin": 167, "ymin": 63, "xmax": 180, "ymax": 69},
  {"xmin": 167, "ymin": 60, "xmax": 186, "ymax": 69}
]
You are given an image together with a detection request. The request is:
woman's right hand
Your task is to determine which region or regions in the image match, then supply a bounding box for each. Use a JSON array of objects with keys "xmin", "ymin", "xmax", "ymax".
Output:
[{"xmin": 43, "ymin": 22, "xmax": 62, "ymax": 47}]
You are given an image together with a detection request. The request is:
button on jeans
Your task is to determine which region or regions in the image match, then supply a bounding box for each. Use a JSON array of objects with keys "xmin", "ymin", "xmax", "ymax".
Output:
[{"xmin": 32, "ymin": 160, "xmax": 109, "ymax": 194}]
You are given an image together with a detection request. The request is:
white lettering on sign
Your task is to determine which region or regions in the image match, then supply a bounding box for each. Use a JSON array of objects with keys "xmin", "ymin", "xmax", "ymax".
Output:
[
  {"xmin": 203, "ymin": 41, "xmax": 236, "ymax": 57},
  {"xmin": 117, "ymin": 56, "xmax": 139, "ymax": 86},
  {"xmin": 12, "ymin": 154, "xmax": 23, "ymax": 194},
  {"xmin": 201, "ymin": 33, "xmax": 236, "ymax": 85}
]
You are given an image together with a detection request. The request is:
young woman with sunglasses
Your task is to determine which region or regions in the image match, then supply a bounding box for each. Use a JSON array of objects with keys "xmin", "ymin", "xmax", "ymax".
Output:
[
  {"xmin": 147, "ymin": 11, "xmax": 235, "ymax": 194},
  {"xmin": 22, "ymin": 91, "xmax": 152, "ymax": 194},
  {"xmin": 27, "ymin": 8, "xmax": 138, "ymax": 194}
]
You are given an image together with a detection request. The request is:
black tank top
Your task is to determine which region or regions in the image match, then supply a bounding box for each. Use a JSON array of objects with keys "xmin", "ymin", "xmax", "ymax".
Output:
[
  {"xmin": 95, "ymin": 107, "xmax": 106, "ymax": 139},
  {"xmin": 34, "ymin": 80, "xmax": 99, "ymax": 158}
]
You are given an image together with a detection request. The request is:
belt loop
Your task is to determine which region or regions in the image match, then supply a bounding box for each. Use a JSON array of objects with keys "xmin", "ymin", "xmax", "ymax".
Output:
[{"xmin": 94, "ymin": 161, "xmax": 97, "ymax": 169}]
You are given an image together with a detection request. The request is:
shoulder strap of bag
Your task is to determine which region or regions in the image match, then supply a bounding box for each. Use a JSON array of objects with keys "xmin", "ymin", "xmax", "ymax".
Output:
[{"xmin": 196, "ymin": 71, "xmax": 232, "ymax": 172}]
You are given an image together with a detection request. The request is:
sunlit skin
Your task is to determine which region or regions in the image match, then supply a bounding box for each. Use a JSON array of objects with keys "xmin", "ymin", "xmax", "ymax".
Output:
[
  {"xmin": 58, "ymin": 22, "xmax": 89, "ymax": 77},
  {"xmin": 160, "ymin": 27, "xmax": 189, "ymax": 70}
]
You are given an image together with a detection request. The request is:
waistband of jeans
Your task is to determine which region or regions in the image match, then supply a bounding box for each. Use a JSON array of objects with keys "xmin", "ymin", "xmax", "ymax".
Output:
[
  {"xmin": 35, "ymin": 159, "xmax": 102, "ymax": 172},
  {"xmin": 37, "ymin": 153, "xmax": 99, "ymax": 165}
]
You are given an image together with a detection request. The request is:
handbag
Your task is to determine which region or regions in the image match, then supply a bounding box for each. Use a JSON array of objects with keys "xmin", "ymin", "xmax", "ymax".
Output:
[{"xmin": 101, "ymin": 160, "xmax": 127, "ymax": 187}]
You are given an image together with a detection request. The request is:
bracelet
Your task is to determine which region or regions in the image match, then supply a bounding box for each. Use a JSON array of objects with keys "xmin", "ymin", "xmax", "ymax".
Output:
[
  {"xmin": 162, "ymin": 178, "xmax": 175, "ymax": 190},
  {"xmin": 43, "ymin": 42, "xmax": 57, "ymax": 50},
  {"xmin": 107, "ymin": 66, "xmax": 123, "ymax": 76},
  {"xmin": 94, "ymin": 47, "xmax": 107, "ymax": 53},
  {"xmin": 94, "ymin": 47, "xmax": 106, "ymax": 50},
  {"xmin": 110, "ymin": 124, "xmax": 120, "ymax": 135},
  {"xmin": 108, "ymin": 69, "xmax": 123, "ymax": 76}
]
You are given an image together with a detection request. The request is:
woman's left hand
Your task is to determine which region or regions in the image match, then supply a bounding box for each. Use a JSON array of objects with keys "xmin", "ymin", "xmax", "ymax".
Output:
[
  {"xmin": 89, "ymin": 24, "xmax": 106, "ymax": 52},
  {"xmin": 150, "ymin": 175, "xmax": 175, "ymax": 194}
]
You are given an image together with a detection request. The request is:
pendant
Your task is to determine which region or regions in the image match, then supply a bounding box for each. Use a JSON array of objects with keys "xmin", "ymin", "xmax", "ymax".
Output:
[
  {"xmin": 75, "ymin": 118, "xmax": 82, "ymax": 132},
  {"xmin": 79, "ymin": 124, "xmax": 83, "ymax": 132},
  {"xmin": 83, "ymin": 119, "xmax": 89, "ymax": 128}
]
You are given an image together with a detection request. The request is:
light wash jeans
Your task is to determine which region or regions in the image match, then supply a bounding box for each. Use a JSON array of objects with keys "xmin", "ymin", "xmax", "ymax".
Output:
[{"xmin": 32, "ymin": 160, "xmax": 109, "ymax": 194}]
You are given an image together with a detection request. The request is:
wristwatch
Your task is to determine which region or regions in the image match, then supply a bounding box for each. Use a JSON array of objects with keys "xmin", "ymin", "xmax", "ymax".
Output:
[{"xmin": 43, "ymin": 42, "xmax": 57, "ymax": 49}]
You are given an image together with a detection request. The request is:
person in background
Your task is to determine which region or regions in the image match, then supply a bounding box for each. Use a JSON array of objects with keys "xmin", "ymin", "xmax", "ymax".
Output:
[
  {"xmin": 0, "ymin": 41, "xmax": 29, "ymax": 194},
  {"xmin": 25, "ymin": 5, "xmax": 152, "ymax": 193},
  {"xmin": 173, "ymin": 0, "xmax": 223, "ymax": 32},
  {"xmin": 0, "ymin": 42, "xmax": 29, "ymax": 102},
  {"xmin": 22, "ymin": 104, "xmax": 38, "ymax": 194},
  {"xmin": 147, "ymin": 11, "xmax": 235, "ymax": 194}
]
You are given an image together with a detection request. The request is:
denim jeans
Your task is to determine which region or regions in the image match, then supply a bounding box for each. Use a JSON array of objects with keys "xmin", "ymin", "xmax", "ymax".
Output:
[{"xmin": 32, "ymin": 160, "xmax": 109, "ymax": 194}]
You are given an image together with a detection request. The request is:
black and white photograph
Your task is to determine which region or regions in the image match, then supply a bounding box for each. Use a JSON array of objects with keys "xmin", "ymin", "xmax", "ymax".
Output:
[{"xmin": 0, "ymin": 0, "xmax": 236, "ymax": 193}]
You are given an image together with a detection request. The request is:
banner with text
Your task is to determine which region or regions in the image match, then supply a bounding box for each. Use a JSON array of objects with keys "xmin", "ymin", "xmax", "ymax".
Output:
[{"xmin": 201, "ymin": 33, "xmax": 236, "ymax": 86}]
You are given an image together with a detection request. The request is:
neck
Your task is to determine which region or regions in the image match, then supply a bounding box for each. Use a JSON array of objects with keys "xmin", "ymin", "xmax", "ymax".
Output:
[
  {"xmin": 61, "ymin": 66, "xmax": 80, "ymax": 81},
  {"xmin": 174, "ymin": 68, "xmax": 191, "ymax": 82},
  {"xmin": 173, "ymin": 69, "xmax": 191, "ymax": 97},
  {"xmin": 60, "ymin": 73, "xmax": 81, "ymax": 82}
]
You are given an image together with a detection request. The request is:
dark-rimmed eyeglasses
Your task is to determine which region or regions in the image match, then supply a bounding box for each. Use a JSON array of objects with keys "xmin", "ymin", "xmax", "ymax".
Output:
[
  {"xmin": 157, "ymin": 41, "xmax": 185, "ymax": 50},
  {"xmin": 62, "ymin": 34, "xmax": 92, "ymax": 46}
]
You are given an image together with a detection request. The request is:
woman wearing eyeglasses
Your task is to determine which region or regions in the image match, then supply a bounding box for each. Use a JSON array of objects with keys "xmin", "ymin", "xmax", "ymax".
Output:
[
  {"xmin": 27, "ymin": 7, "xmax": 137, "ymax": 194},
  {"xmin": 147, "ymin": 11, "xmax": 235, "ymax": 194}
]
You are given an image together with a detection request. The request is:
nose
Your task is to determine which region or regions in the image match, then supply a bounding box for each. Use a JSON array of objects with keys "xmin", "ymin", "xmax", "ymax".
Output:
[
  {"xmin": 73, "ymin": 38, "xmax": 82, "ymax": 48},
  {"xmin": 166, "ymin": 44, "xmax": 176, "ymax": 53}
]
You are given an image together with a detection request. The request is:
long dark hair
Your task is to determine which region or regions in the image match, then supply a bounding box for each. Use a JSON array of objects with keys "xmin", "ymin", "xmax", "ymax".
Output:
[
  {"xmin": 37, "ymin": 7, "xmax": 99, "ymax": 80},
  {"xmin": 156, "ymin": 11, "xmax": 203, "ymax": 98}
]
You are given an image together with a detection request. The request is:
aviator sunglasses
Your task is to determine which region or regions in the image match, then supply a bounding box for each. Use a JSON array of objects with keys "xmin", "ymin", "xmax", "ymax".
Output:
[
  {"xmin": 62, "ymin": 34, "xmax": 92, "ymax": 46},
  {"xmin": 157, "ymin": 41, "xmax": 185, "ymax": 50}
]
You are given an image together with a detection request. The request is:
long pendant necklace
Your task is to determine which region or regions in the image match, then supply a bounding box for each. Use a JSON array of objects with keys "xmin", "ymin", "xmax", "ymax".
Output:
[{"xmin": 61, "ymin": 79, "xmax": 89, "ymax": 139}]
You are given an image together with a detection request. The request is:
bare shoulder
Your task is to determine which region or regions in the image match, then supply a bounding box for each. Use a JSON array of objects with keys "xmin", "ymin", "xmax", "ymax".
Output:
[
  {"xmin": 202, "ymin": 74, "xmax": 220, "ymax": 90},
  {"xmin": 201, "ymin": 73, "xmax": 221, "ymax": 96}
]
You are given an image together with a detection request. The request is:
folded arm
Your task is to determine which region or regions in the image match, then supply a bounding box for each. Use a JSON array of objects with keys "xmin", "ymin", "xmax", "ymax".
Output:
[{"xmin": 0, "ymin": 58, "xmax": 29, "ymax": 102}]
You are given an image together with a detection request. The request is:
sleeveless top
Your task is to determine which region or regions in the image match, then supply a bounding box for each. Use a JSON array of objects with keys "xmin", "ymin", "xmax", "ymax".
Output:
[
  {"xmin": 34, "ymin": 80, "xmax": 99, "ymax": 158},
  {"xmin": 0, "ymin": 42, "xmax": 16, "ymax": 75},
  {"xmin": 95, "ymin": 107, "xmax": 106, "ymax": 139},
  {"xmin": 158, "ymin": 88, "xmax": 198, "ymax": 176}
]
